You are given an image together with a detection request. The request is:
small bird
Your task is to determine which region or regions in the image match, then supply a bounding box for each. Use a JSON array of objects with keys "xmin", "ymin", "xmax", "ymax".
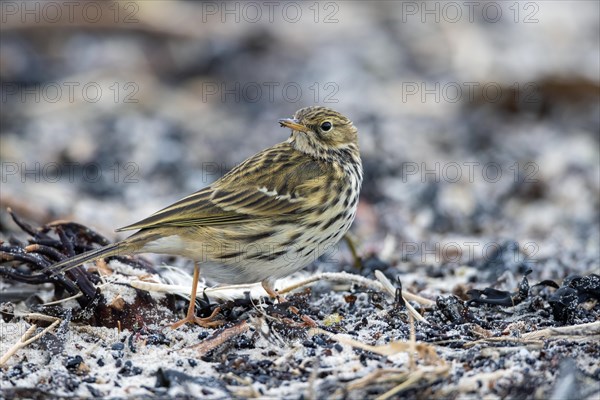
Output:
[{"xmin": 43, "ymin": 106, "xmax": 363, "ymax": 327}]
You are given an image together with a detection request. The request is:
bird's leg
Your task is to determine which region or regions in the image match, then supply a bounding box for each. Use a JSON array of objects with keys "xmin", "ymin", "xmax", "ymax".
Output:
[
  {"xmin": 262, "ymin": 280, "xmax": 286, "ymax": 303},
  {"xmin": 171, "ymin": 262, "xmax": 222, "ymax": 329},
  {"xmin": 343, "ymin": 234, "xmax": 362, "ymax": 270}
]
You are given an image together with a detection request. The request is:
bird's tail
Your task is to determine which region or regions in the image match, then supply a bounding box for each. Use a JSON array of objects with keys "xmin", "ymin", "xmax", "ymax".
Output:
[{"xmin": 42, "ymin": 241, "xmax": 135, "ymax": 275}]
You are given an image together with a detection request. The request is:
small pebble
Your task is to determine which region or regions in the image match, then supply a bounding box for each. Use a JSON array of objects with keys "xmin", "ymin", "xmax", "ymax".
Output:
[{"xmin": 111, "ymin": 343, "xmax": 125, "ymax": 351}]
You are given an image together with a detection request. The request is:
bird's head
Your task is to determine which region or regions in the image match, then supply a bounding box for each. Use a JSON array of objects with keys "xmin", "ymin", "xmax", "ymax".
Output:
[{"xmin": 279, "ymin": 106, "xmax": 359, "ymax": 160}]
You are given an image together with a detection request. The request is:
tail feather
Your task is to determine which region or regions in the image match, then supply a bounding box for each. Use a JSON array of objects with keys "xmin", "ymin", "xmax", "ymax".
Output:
[{"xmin": 43, "ymin": 242, "xmax": 130, "ymax": 275}]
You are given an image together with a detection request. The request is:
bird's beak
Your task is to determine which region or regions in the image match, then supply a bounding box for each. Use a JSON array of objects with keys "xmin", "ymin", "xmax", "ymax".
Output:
[{"xmin": 279, "ymin": 118, "xmax": 307, "ymax": 132}]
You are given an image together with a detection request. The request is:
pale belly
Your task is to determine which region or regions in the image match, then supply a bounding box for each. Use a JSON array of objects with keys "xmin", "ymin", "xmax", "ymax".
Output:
[{"xmin": 140, "ymin": 205, "xmax": 357, "ymax": 285}]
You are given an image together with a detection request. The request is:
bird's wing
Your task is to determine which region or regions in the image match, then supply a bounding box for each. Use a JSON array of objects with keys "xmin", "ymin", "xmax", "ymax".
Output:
[{"xmin": 117, "ymin": 145, "xmax": 329, "ymax": 232}]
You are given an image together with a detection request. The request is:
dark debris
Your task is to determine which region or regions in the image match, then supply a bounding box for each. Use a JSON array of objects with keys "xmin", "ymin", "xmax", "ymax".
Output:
[
  {"xmin": 0, "ymin": 211, "xmax": 176, "ymax": 329},
  {"xmin": 466, "ymin": 271, "xmax": 600, "ymax": 324}
]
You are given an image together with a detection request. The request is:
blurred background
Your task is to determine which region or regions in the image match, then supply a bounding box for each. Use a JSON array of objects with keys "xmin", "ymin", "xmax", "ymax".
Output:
[{"xmin": 1, "ymin": 1, "xmax": 599, "ymax": 281}]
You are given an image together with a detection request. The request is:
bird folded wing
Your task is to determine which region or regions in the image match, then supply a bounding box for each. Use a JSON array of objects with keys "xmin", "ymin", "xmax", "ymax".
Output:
[{"xmin": 116, "ymin": 157, "xmax": 325, "ymax": 231}]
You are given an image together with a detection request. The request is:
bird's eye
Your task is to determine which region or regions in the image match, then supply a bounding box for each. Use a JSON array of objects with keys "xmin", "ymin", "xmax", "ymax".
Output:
[{"xmin": 320, "ymin": 121, "xmax": 332, "ymax": 132}]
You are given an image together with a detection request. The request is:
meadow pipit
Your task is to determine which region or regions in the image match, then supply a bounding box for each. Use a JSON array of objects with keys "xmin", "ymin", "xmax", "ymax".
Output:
[{"xmin": 44, "ymin": 106, "xmax": 363, "ymax": 327}]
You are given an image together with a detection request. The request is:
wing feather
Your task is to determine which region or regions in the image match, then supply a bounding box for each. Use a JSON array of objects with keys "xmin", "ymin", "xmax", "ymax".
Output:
[{"xmin": 116, "ymin": 143, "xmax": 326, "ymax": 232}]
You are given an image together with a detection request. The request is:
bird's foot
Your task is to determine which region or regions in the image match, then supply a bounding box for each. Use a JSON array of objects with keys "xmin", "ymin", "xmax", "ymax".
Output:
[
  {"xmin": 262, "ymin": 280, "xmax": 287, "ymax": 303},
  {"xmin": 171, "ymin": 262, "xmax": 223, "ymax": 329},
  {"xmin": 171, "ymin": 306, "xmax": 223, "ymax": 329}
]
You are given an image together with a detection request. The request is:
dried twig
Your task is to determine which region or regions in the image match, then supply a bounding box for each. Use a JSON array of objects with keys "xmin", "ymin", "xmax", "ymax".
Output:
[
  {"xmin": 278, "ymin": 271, "xmax": 435, "ymax": 309},
  {"xmin": 463, "ymin": 336, "xmax": 544, "ymax": 348},
  {"xmin": 130, "ymin": 279, "xmax": 266, "ymax": 305},
  {"xmin": 464, "ymin": 321, "xmax": 600, "ymax": 348},
  {"xmin": 305, "ymin": 357, "xmax": 320, "ymax": 400},
  {"xmin": 346, "ymin": 369, "xmax": 403, "ymax": 391},
  {"xmin": 341, "ymin": 366, "xmax": 449, "ymax": 399},
  {"xmin": 309, "ymin": 327, "xmax": 440, "ymax": 362},
  {"xmin": 521, "ymin": 321, "xmax": 600, "ymax": 340},
  {"xmin": 450, "ymin": 369, "xmax": 515, "ymax": 394},
  {"xmin": 0, "ymin": 314, "xmax": 62, "ymax": 366},
  {"xmin": 278, "ymin": 271, "xmax": 382, "ymax": 295},
  {"xmin": 375, "ymin": 371, "xmax": 425, "ymax": 400},
  {"xmin": 192, "ymin": 321, "xmax": 249, "ymax": 357},
  {"xmin": 374, "ymin": 270, "xmax": 431, "ymax": 324},
  {"xmin": 373, "ymin": 270, "xmax": 435, "ymax": 306},
  {"xmin": 408, "ymin": 313, "xmax": 416, "ymax": 370}
]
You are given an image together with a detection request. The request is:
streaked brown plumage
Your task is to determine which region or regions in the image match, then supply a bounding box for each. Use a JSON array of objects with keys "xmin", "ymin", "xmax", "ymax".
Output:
[{"xmin": 44, "ymin": 106, "xmax": 362, "ymax": 322}]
